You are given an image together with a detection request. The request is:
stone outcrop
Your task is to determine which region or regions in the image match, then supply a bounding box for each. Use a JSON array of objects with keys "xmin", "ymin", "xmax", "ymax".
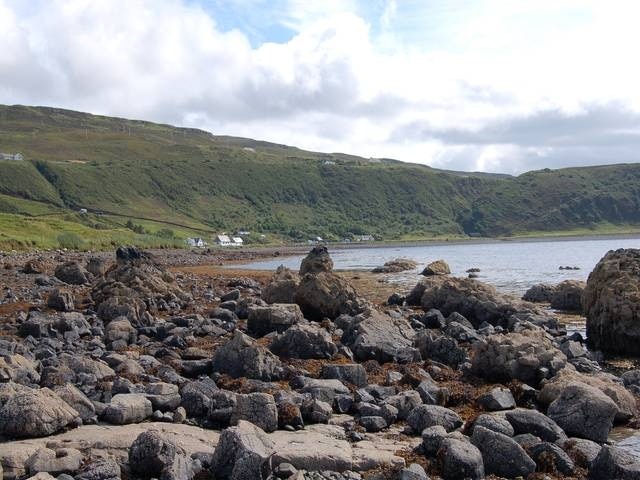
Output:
[
  {"xmin": 584, "ymin": 248, "xmax": 640, "ymax": 354},
  {"xmin": 270, "ymin": 323, "xmax": 337, "ymax": 359},
  {"xmin": 299, "ymin": 246, "xmax": 334, "ymax": 275},
  {"xmin": 550, "ymin": 280, "xmax": 586, "ymax": 312},
  {"xmin": 54, "ymin": 262, "xmax": 91, "ymax": 285},
  {"xmin": 372, "ymin": 258, "xmax": 417, "ymax": 274},
  {"xmin": 247, "ymin": 303, "xmax": 303, "ymax": 337},
  {"xmin": 295, "ymin": 272, "xmax": 362, "ymax": 321}
]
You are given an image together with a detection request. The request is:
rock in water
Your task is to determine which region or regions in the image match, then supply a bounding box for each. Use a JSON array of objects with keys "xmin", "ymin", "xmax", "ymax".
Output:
[
  {"xmin": 584, "ymin": 248, "xmax": 640, "ymax": 354},
  {"xmin": 0, "ymin": 387, "xmax": 79, "ymax": 438},
  {"xmin": 299, "ymin": 245, "xmax": 334, "ymax": 275},
  {"xmin": 372, "ymin": 258, "xmax": 418, "ymax": 273},
  {"xmin": 421, "ymin": 259, "xmax": 451, "ymax": 276}
]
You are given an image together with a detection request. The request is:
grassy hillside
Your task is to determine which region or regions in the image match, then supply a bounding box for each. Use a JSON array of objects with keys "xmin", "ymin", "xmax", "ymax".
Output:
[{"xmin": 0, "ymin": 104, "xmax": 639, "ymax": 250}]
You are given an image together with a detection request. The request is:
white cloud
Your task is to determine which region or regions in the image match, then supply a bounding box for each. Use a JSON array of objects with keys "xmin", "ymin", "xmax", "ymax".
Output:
[{"xmin": 1, "ymin": 0, "xmax": 640, "ymax": 174}]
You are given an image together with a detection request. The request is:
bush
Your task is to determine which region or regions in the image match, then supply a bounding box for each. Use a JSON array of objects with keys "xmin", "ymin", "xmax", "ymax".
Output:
[{"xmin": 57, "ymin": 232, "xmax": 86, "ymax": 250}]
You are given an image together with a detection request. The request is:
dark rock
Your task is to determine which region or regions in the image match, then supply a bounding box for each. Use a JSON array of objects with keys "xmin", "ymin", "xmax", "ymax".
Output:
[
  {"xmin": 358, "ymin": 415, "xmax": 387, "ymax": 432},
  {"xmin": 505, "ymin": 408, "xmax": 567, "ymax": 443},
  {"xmin": 471, "ymin": 413, "xmax": 514, "ymax": 436},
  {"xmin": 529, "ymin": 441, "xmax": 575, "ymax": 475},
  {"xmin": 421, "ymin": 260, "xmax": 450, "ymax": 276},
  {"xmin": 247, "ymin": 304, "xmax": 303, "ymax": 337},
  {"xmin": 295, "ymin": 272, "xmax": 363, "ymax": 321},
  {"xmin": 299, "ymin": 246, "xmax": 334, "ymax": 275},
  {"xmin": 589, "ymin": 445, "xmax": 640, "ymax": 480},
  {"xmin": 407, "ymin": 405, "xmax": 462, "ymax": 433},
  {"xmin": 471, "ymin": 425, "xmax": 536, "ymax": 478},
  {"xmin": 438, "ymin": 438, "xmax": 484, "ymax": 480},
  {"xmin": 477, "ymin": 387, "xmax": 516, "ymax": 411},
  {"xmin": 180, "ymin": 377, "xmax": 219, "ymax": 418},
  {"xmin": 230, "ymin": 392, "xmax": 278, "ymax": 433},
  {"xmin": 47, "ymin": 288, "xmax": 75, "ymax": 311},
  {"xmin": 321, "ymin": 364, "xmax": 368, "ymax": 388},
  {"xmin": 211, "ymin": 331, "xmax": 282, "ymax": 381},
  {"xmin": 270, "ymin": 323, "xmax": 337, "ymax": 359},
  {"xmin": 262, "ymin": 266, "xmax": 300, "ymax": 304},
  {"xmin": 550, "ymin": 280, "xmax": 585, "ymax": 312},
  {"xmin": 55, "ymin": 261, "xmax": 91, "ymax": 285}
]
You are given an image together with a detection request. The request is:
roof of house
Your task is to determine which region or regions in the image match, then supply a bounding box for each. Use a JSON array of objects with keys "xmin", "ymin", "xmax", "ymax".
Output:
[
  {"xmin": 232, "ymin": 237, "xmax": 243, "ymax": 243},
  {"xmin": 217, "ymin": 235, "xmax": 231, "ymax": 242}
]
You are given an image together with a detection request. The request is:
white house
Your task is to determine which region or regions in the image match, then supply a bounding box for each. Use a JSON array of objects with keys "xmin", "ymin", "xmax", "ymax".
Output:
[
  {"xmin": 186, "ymin": 237, "xmax": 207, "ymax": 247},
  {"xmin": 0, "ymin": 153, "xmax": 23, "ymax": 161},
  {"xmin": 216, "ymin": 234, "xmax": 231, "ymax": 246},
  {"xmin": 355, "ymin": 234, "xmax": 374, "ymax": 242},
  {"xmin": 232, "ymin": 237, "xmax": 244, "ymax": 246}
]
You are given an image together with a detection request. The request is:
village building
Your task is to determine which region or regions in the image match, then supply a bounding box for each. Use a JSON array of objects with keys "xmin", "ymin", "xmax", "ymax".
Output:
[
  {"xmin": 0, "ymin": 152, "xmax": 23, "ymax": 161},
  {"xmin": 186, "ymin": 237, "xmax": 207, "ymax": 247}
]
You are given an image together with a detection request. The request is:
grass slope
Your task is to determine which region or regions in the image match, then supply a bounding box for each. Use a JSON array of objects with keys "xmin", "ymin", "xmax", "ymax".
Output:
[{"xmin": 0, "ymin": 104, "xmax": 639, "ymax": 250}]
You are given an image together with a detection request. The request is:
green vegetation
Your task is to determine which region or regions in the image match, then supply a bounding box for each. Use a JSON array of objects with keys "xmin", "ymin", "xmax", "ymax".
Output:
[{"xmin": 0, "ymin": 104, "xmax": 639, "ymax": 250}]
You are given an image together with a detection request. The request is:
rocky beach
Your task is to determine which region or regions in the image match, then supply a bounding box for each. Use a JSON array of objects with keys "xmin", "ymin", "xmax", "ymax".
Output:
[{"xmin": 1, "ymin": 244, "xmax": 640, "ymax": 480}]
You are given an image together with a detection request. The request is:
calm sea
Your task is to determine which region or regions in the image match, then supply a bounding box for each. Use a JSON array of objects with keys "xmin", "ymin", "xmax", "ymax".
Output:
[{"xmin": 238, "ymin": 236, "xmax": 640, "ymax": 295}]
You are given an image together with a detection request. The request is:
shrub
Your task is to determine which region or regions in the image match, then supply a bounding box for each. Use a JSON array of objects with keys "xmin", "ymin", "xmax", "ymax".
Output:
[{"xmin": 57, "ymin": 232, "xmax": 86, "ymax": 250}]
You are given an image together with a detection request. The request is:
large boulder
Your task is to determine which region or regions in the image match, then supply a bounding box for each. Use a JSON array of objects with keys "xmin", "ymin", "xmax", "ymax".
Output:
[
  {"xmin": 438, "ymin": 438, "xmax": 484, "ymax": 480},
  {"xmin": 342, "ymin": 310, "xmax": 418, "ymax": 363},
  {"xmin": 46, "ymin": 288, "xmax": 75, "ymax": 312},
  {"xmin": 270, "ymin": 323, "xmax": 337, "ymax": 359},
  {"xmin": 407, "ymin": 405, "xmax": 462, "ymax": 433},
  {"xmin": 547, "ymin": 383, "xmax": 618, "ymax": 442},
  {"xmin": 299, "ymin": 246, "xmax": 334, "ymax": 275},
  {"xmin": 54, "ymin": 262, "xmax": 91, "ymax": 285},
  {"xmin": 471, "ymin": 329, "xmax": 568, "ymax": 385},
  {"xmin": 471, "ymin": 425, "xmax": 536, "ymax": 478},
  {"xmin": 589, "ymin": 445, "xmax": 640, "ymax": 480},
  {"xmin": 262, "ymin": 266, "xmax": 300, "ymax": 304},
  {"xmin": 129, "ymin": 430, "xmax": 195, "ymax": 480},
  {"xmin": 212, "ymin": 331, "xmax": 282, "ymax": 381},
  {"xmin": 504, "ymin": 408, "xmax": 567, "ymax": 443},
  {"xmin": 102, "ymin": 393, "xmax": 152, "ymax": 425},
  {"xmin": 53, "ymin": 384, "xmax": 96, "ymax": 422},
  {"xmin": 211, "ymin": 420, "xmax": 275, "ymax": 480},
  {"xmin": 295, "ymin": 272, "xmax": 363, "ymax": 321},
  {"xmin": 0, "ymin": 387, "xmax": 79, "ymax": 438},
  {"xmin": 414, "ymin": 329, "xmax": 468, "ymax": 368},
  {"xmin": 550, "ymin": 280, "xmax": 585, "ymax": 312},
  {"xmin": 421, "ymin": 260, "xmax": 450, "ymax": 276},
  {"xmin": 247, "ymin": 304, "xmax": 303, "ymax": 337},
  {"xmin": 523, "ymin": 283, "xmax": 556, "ymax": 303},
  {"xmin": 0, "ymin": 354, "xmax": 40, "ymax": 386},
  {"xmin": 230, "ymin": 393, "xmax": 278, "ymax": 433},
  {"xmin": 584, "ymin": 248, "xmax": 640, "ymax": 354},
  {"xmin": 420, "ymin": 276, "xmax": 540, "ymax": 328},
  {"xmin": 538, "ymin": 370, "xmax": 636, "ymax": 422}
]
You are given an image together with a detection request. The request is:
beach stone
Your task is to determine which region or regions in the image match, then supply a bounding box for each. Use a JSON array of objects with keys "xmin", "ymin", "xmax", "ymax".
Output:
[
  {"xmin": 477, "ymin": 387, "xmax": 515, "ymax": 411},
  {"xmin": 46, "ymin": 289, "xmax": 75, "ymax": 311},
  {"xmin": 262, "ymin": 265, "xmax": 300, "ymax": 304},
  {"xmin": 407, "ymin": 405, "xmax": 462, "ymax": 433},
  {"xmin": 358, "ymin": 416, "xmax": 387, "ymax": 432},
  {"xmin": 54, "ymin": 261, "xmax": 90, "ymax": 285},
  {"xmin": 26, "ymin": 447, "xmax": 82, "ymax": 476},
  {"xmin": 247, "ymin": 304, "xmax": 303, "ymax": 337},
  {"xmin": 421, "ymin": 260, "xmax": 450, "ymax": 276},
  {"xmin": 0, "ymin": 354, "xmax": 40, "ymax": 386},
  {"xmin": 400, "ymin": 463, "xmax": 429, "ymax": 480},
  {"xmin": 212, "ymin": 330, "xmax": 282, "ymax": 381},
  {"xmin": 75, "ymin": 458, "xmax": 121, "ymax": 480},
  {"xmin": 538, "ymin": 369, "xmax": 636, "ymax": 422},
  {"xmin": 270, "ymin": 323, "xmax": 337, "ymax": 359},
  {"xmin": 529, "ymin": 441, "xmax": 575, "ymax": 475},
  {"xmin": 550, "ymin": 280, "xmax": 585, "ymax": 312},
  {"xmin": 342, "ymin": 309, "xmax": 418, "ymax": 364},
  {"xmin": 53, "ymin": 384, "xmax": 96, "ymax": 422},
  {"xmin": 180, "ymin": 377, "xmax": 219, "ymax": 418},
  {"xmin": 145, "ymin": 382, "xmax": 181, "ymax": 411},
  {"xmin": 103, "ymin": 394, "xmax": 152, "ymax": 425},
  {"xmin": 471, "ymin": 329, "xmax": 567, "ymax": 385},
  {"xmin": 295, "ymin": 271, "xmax": 362, "ymax": 321},
  {"xmin": 584, "ymin": 248, "xmax": 640, "ymax": 355},
  {"xmin": 471, "ymin": 425, "xmax": 535, "ymax": 478},
  {"xmin": 0, "ymin": 387, "xmax": 79, "ymax": 438},
  {"xmin": 321, "ymin": 364, "xmax": 367, "ymax": 388},
  {"xmin": 373, "ymin": 258, "xmax": 418, "ymax": 274},
  {"xmin": 129, "ymin": 429, "xmax": 195, "ymax": 480},
  {"xmin": 560, "ymin": 437, "xmax": 602, "ymax": 468},
  {"xmin": 438, "ymin": 438, "xmax": 484, "ymax": 480},
  {"xmin": 414, "ymin": 330, "xmax": 467, "ymax": 368},
  {"xmin": 211, "ymin": 420, "xmax": 275, "ymax": 480},
  {"xmin": 383, "ymin": 390, "xmax": 422, "ymax": 420},
  {"xmin": 547, "ymin": 383, "xmax": 617, "ymax": 442},
  {"xmin": 230, "ymin": 393, "xmax": 278, "ymax": 433},
  {"xmin": 300, "ymin": 246, "xmax": 334, "ymax": 275},
  {"xmin": 292, "ymin": 376, "xmax": 350, "ymax": 404},
  {"xmin": 471, "ymin": 413, "xmax": 514, "ymax": 436},
  {"xmin": 588, "ymin": 445, "xmax": 640, "ymax": 480},
  {"xmin": 523, "ymin": 283, "xmax": 556, "ymax": 302},
  {"xmin": 505, "ymin": 408, "xmax": 566, "ymax": 443}
]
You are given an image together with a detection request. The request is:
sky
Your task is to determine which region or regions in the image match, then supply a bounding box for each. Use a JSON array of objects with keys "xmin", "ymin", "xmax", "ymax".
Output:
[{"xmin": 2, "ymin": 1, "xmax": 640, "ymax": 174}]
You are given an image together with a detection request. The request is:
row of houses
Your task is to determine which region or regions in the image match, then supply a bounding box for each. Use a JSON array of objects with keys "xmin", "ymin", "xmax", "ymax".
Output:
[
  {"xmin": 0, "ymin": 153, "xmax": 23, "ymax": 161},
  {"xmin": 185, "ymin": 234, "xmax": 245, "ymax": 248}
]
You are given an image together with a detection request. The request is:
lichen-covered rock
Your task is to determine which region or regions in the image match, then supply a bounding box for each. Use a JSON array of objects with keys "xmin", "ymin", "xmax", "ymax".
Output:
[
  {"xmin": 230, "ymin": 393, "xmax": 278, "ymax": 433},
  {"xmin": 0, "ymin": 387, "xmax": 79, "ymax": 438},
  {"xmin": 212, "ymin": 331, "xmax": 282, "ymax": 381},
  {"xmin": 471, "ymin": 329, "xmax": 568, "ymax": 386},
  {"xmin": 407, "ymin": 405, "xmax": 462, "ymax": 433},
  {"xmin": 54, "ymin": 261, "xmax": 91, "ymax": 285},
  {"xmin": 102, "ymin": 394, "xmax": 152, "ymax": 425},
  {"xmin": 584, "ymin": 248, "xmax": 640, "ymax": 354},
  {"xmin": 414, "ymin": 329, "xmax": 468, "ymax": 368}
]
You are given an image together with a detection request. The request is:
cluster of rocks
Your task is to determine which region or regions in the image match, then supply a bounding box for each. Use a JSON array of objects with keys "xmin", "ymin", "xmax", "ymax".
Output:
[
  {"xmin": 523, "ymin": 279, "xmax": 586, "ymax": 312},
  {"xmin": 1, "ymin": 246, "xmax": 639, "ymax": 480},
  {"xmin": 371, "ymin": 259, "xmax": 418, "ymax": 274}
]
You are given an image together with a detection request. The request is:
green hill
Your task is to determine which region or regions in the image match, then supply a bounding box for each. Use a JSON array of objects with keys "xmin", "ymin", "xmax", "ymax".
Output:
[{"xmin": 1, "ymin": 104, "xmax": 639, "ymax": 250}]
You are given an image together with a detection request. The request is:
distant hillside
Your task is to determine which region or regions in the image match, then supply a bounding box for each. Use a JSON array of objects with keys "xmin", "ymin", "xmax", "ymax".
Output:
[{"xmin": 0, "ymin": 104, "xmax": 639, "ymax": 249}]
